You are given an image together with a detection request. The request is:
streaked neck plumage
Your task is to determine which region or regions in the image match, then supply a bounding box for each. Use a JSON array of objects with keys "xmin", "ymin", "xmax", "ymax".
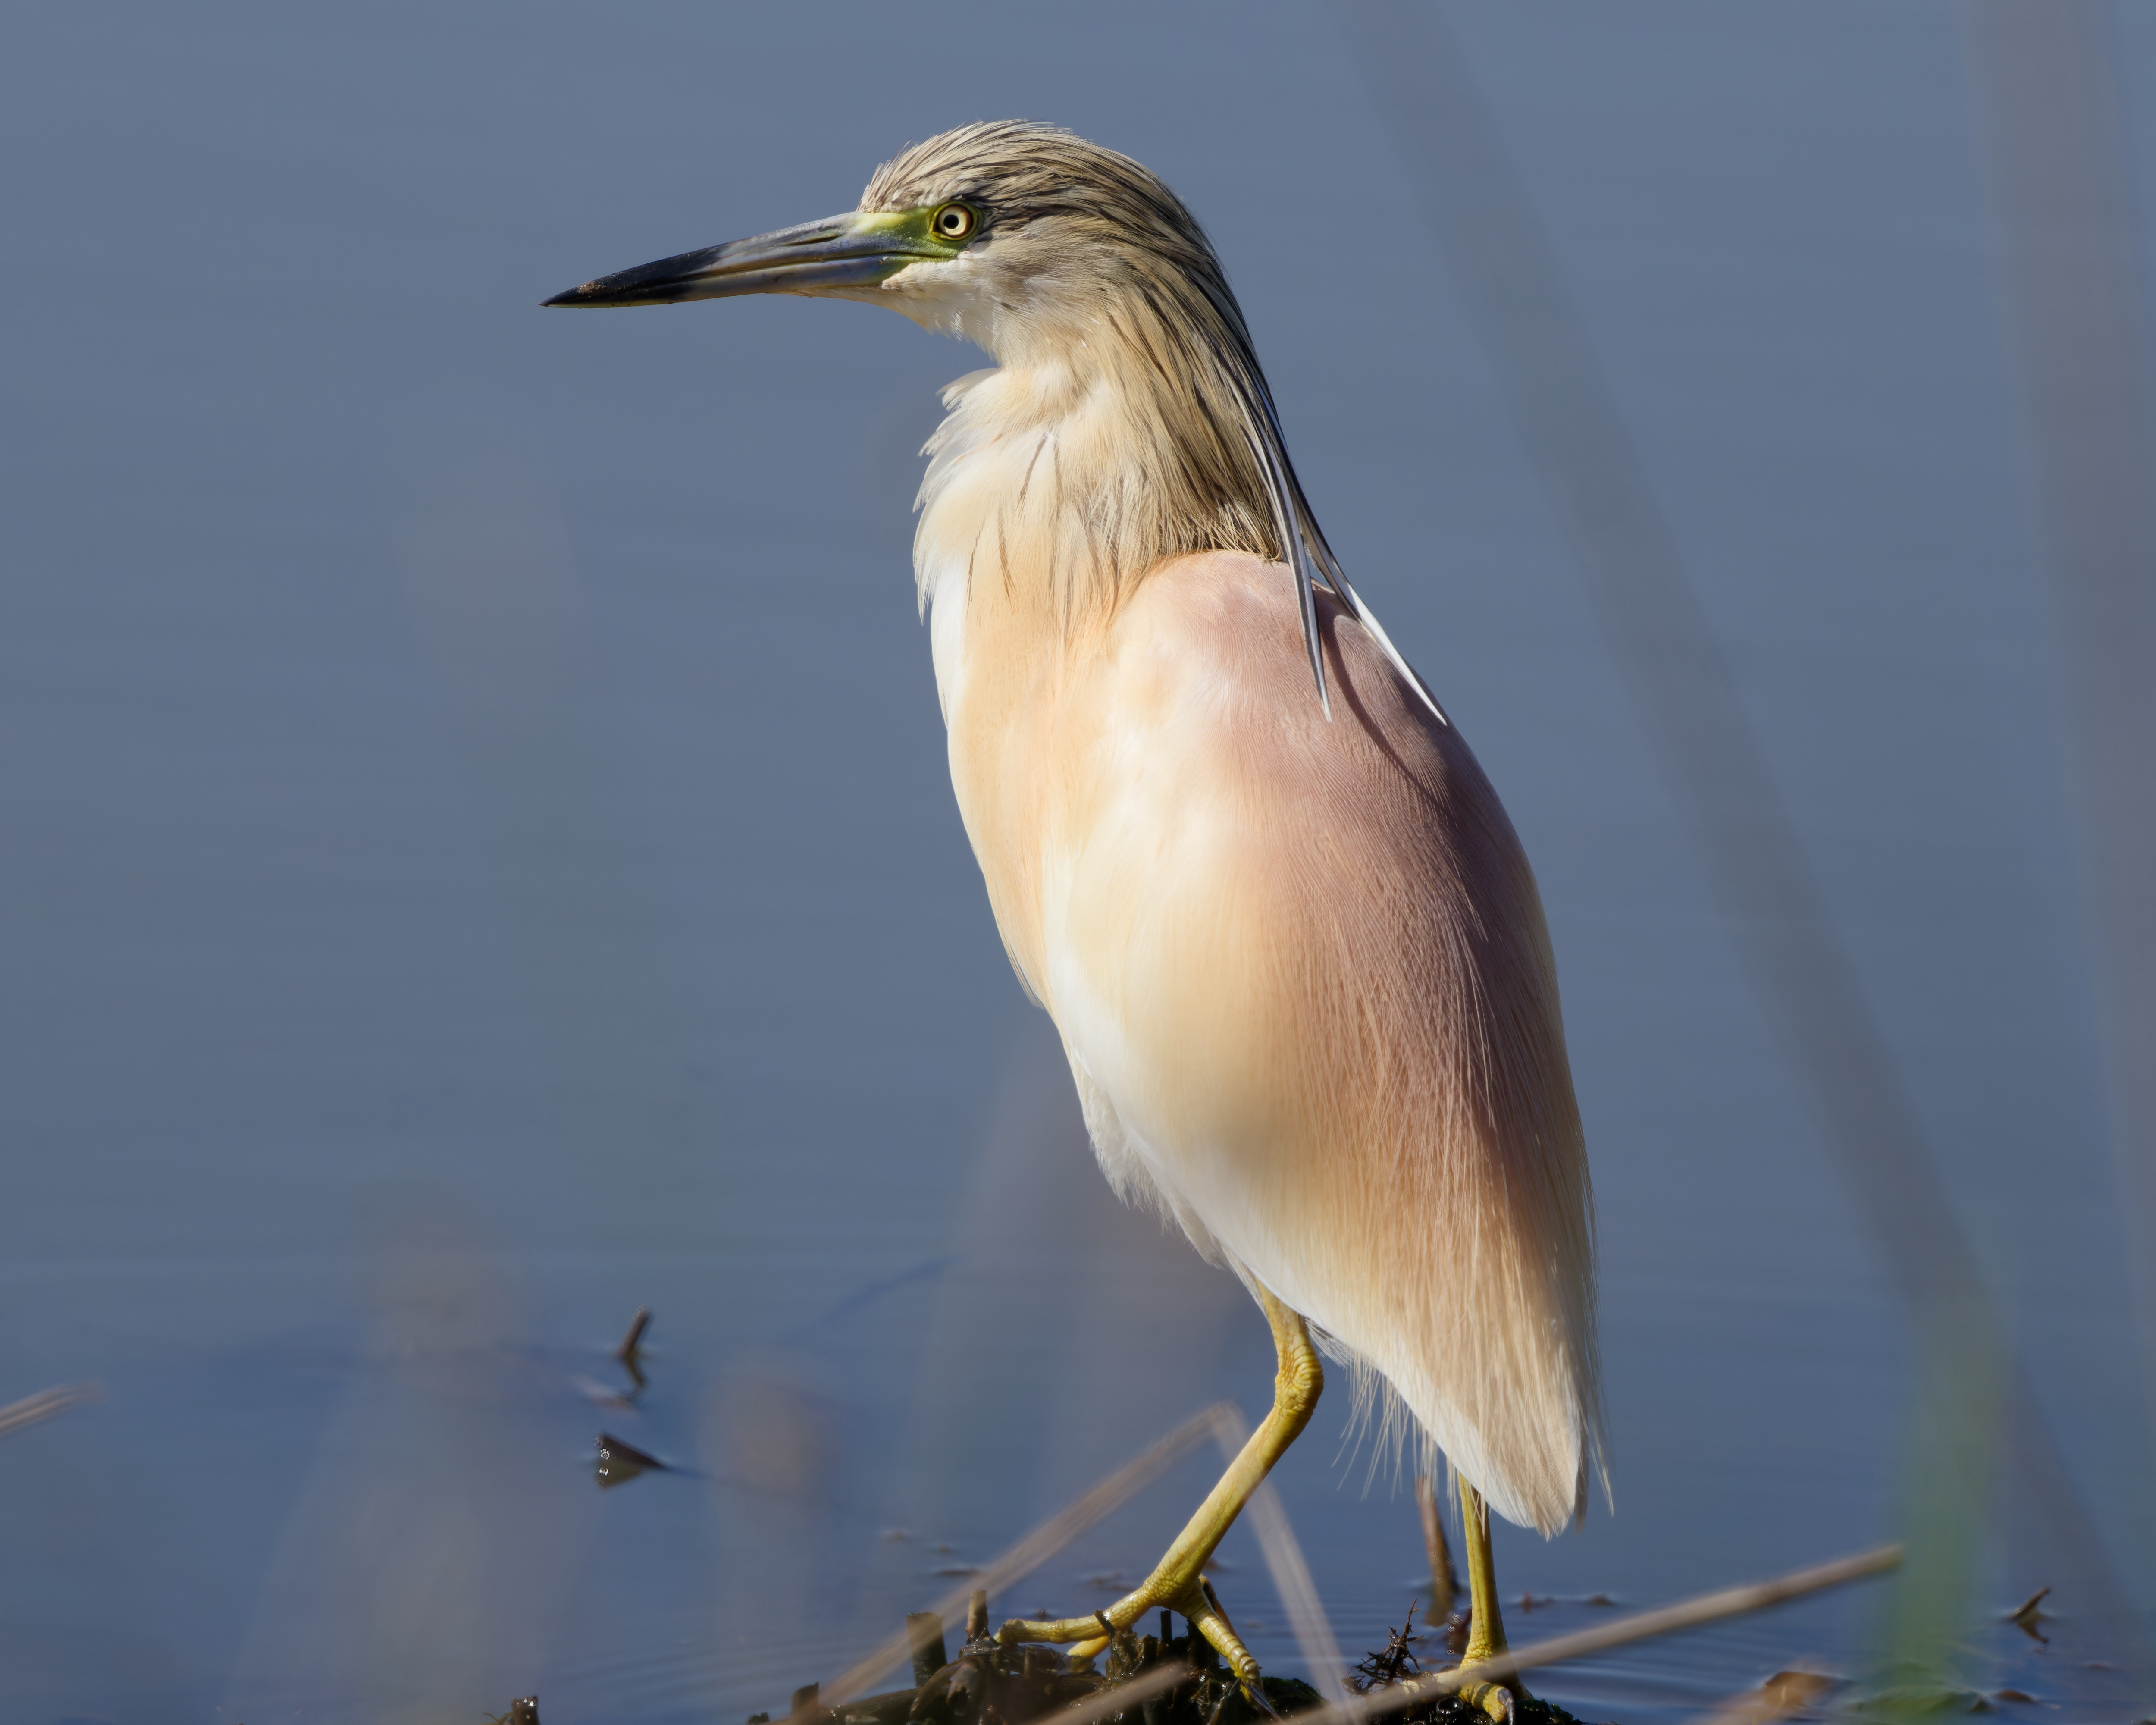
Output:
[
  {"xmin": 909, "ymin": 308, "xmax": 1276, "ymax": 669},
  {"xmin": 890, "ymin": 233, "xmax": 1439, "ymax": 731}
]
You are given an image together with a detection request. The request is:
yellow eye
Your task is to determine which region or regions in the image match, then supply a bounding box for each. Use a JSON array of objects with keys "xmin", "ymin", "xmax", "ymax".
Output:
[{"xmin": 932, "ymin": 203, "xmax": 977, "ymax": 241}]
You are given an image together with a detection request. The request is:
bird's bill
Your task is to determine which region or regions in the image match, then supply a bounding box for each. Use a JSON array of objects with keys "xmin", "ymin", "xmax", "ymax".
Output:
[{"xmin": 543, "ymin": 209, "xmax": 950, "ymax": 307}]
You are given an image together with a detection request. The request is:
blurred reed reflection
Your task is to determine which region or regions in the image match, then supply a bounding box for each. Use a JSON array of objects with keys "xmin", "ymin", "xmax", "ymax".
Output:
[
  {"xmin": 225, "ymin": 1205, "xmax": 600, "ymax": 1725},
  {"xmin": 706, "ymin": 1364, "xmax": 845, "ymax": 1693},
  {"xmin": 891, "ymin": 1025, "xmax": 1248, "ymax": 1584}
]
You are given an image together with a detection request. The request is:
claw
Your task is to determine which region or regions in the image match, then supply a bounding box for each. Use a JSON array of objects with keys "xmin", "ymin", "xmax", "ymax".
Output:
[{"xmin": 1190, "ymin": 1576, "xmax": 1263, "ymax": 1686}]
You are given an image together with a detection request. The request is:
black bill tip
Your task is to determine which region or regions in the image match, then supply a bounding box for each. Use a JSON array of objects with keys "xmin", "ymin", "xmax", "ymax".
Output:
[{"xmin": 541, "ymin": 241, "xmax": 724, "ymax": 308}]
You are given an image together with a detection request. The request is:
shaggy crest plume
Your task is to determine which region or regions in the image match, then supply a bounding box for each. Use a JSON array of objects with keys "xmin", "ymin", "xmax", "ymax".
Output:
[{"xmin": 867, "ymin": 120, "xmax": 1441, "ymax": 720}]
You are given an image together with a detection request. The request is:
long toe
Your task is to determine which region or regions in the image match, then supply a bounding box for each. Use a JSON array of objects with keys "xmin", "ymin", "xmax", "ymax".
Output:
[
  {"xmin": 1457, "ymin": 1680, "xmax": 1516, "ymax": 1724},
  {"xmin": 998, "ymin": 1582, "xmax": 1262, "ymax": 1688}
]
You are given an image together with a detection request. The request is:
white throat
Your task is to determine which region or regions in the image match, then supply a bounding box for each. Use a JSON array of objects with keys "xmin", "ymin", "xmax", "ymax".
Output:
[{"xmin": 909, "ymin": 353, "xmax": 1139, "ymax": 722}]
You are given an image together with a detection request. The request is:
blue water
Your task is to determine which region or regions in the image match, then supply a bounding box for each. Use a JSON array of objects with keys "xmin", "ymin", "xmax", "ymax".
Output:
[{"xmin": 1, "ymin": 4, "xmax": 2151, "ymax": 1722}]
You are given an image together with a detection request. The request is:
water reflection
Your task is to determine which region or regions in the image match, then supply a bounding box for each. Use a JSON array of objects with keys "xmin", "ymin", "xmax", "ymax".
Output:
[{"xmin": 225, "ymin": 1208, "xmax": 599, "ymax": 1723}]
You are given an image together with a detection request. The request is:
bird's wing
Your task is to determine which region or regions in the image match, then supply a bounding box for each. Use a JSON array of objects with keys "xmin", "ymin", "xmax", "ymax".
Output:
[{"xmin": 1039, "ymin": 552, "xmax": 1601, "ymax": 1535}]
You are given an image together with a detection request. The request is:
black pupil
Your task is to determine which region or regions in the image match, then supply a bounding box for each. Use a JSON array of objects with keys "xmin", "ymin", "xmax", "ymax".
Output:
[{"xmin": 942, "ymin": 209, "xmax": 965, "ymax": 233}]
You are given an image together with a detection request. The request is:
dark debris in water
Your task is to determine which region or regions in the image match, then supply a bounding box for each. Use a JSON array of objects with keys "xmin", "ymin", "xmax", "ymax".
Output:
[
  {"xmin": 761, "ymin": 1613, "xmax": 1605, "ymax": 1725},
  {"xmin": 755, "ymin": 1570, "xmax": 2142, "ymax": 1725},
  {"xmin": 1351, "ymin": 1600, "xmax": 1428, "ymax": 1691},
  {"xmin": 594, "ymin": 1430, "xmax": 668, "ymax": 1488},
  {"xmin": 769, "ymin": 1623, "xmax": 1324, "ymax": 1725},
  {"xmin": 1348, "ymin": 1621, "xmax": 1589, "ymax": 1725},
  {"xmin": 2003, "ymin": 1587, "xmax": 2049, "ymax": 1645},
  {"xmin": 1369, "ymin": 1695, "xmax": 1587, "ymax": 1725}
]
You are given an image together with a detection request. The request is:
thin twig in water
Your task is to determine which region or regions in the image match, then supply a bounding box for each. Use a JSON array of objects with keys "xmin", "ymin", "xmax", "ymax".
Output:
[
  {"xmin": 0, "ymin": 1380, "xmax": 101, "ymax": 1439},
  {"xmin": 1292, "ymin": 1545, "xmax": 1902, "ymax": 1725},
  {"xmin": 2006, "ymin": 1585, "xmax": 2050, "ymax": 1643},
  {"xmin": 823, "ymin": 1404, "xmax": 1237, "ymax": 1706}
]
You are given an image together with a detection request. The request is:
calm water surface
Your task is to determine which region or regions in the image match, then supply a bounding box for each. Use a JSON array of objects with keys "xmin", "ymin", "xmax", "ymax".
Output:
[{"xmin": 2, "ymin": 5, "xmax": 2152, "ymax": 1722}]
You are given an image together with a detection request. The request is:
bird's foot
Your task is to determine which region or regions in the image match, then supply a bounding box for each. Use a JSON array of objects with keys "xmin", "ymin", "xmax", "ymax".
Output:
[
  {"xmin": 1000, "ymin": 1573, "xmax": 1260, "ymax": 1687},
  {"xmin": 1453, "ymin": 1675, "xmax": 1519, "ymax": 1724},
  {"xmin": 999, "ymin": 1289, "xmax": 1318, "ymax": 1708},
  {"xmin": 1450, "ymin": 1637, "xmax": 1531, "ymax": 1725}
]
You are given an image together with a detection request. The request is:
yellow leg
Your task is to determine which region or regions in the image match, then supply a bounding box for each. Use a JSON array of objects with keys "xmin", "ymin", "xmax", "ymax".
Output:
[
  {"xmin": 1455, "ymin": 1481, "xmax": 1529, "ymax": 1722},
  {"xmin": 997, "ymin": 1286, "xmax": 1322, "ymax": 1687}
]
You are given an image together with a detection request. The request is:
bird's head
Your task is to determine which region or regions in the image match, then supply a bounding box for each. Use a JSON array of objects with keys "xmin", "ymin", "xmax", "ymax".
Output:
[
  {"xmin": 545, "ymin": 120, "xmax": 1239, "ymax": 367},
  {"xmin": 547, "ymin": 121, "xmax": 1445, "ymax": 721}
]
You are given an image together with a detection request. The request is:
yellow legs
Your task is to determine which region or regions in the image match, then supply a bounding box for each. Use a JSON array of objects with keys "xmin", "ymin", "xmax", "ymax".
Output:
[
  {"xmin": 997, "ymin": 1285, "xmax": 1322, "ymax": 1687},
  {"xmin": 1454, "ymin": 1480, "xmax": 1529, "ymax": 1723}
]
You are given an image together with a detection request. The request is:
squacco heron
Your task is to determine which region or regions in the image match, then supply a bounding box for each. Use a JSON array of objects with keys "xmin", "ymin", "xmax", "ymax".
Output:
[{"xmin": 548, "ymin": 122, "xmax": 1602, "ymax": 1715}]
